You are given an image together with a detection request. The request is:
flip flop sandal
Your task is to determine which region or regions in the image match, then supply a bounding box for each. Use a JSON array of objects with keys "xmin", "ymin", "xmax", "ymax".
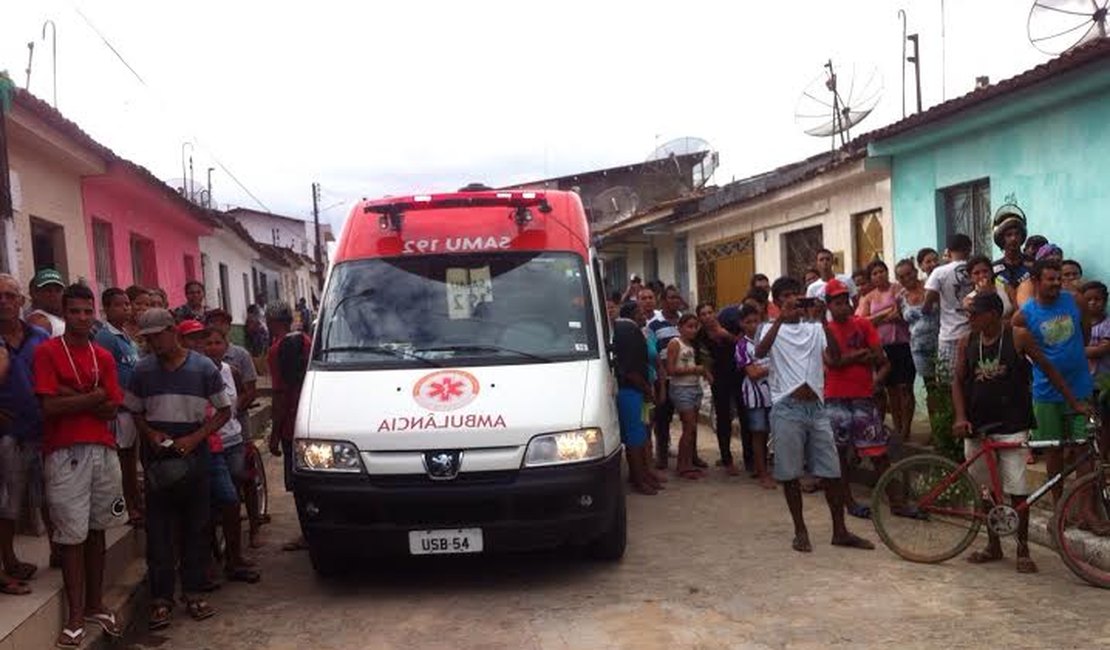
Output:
[
  {"xmin": 831, "ymin": 534, "xmax": 876, "ymax": 550},
  {"xmin": 185, "ymin": 598, "xmax": 216, "ymax": 621},
  {"xmin": 149, "ymin": 603, "xmax": 172, "ymax": 631},
  {"xmin": 7, "ymin": 561, "xmax": 36, "ymax": 582},
  {"xmin": 85, "ymin": 611, "xmax": 123, "ymax": 637},
  {"xmin": 56, "ymin": 626, "xmax": 85, "ymax": 649}
]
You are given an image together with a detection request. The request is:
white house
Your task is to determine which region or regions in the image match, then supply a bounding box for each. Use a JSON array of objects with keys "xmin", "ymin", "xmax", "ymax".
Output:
[
  {"xmin": 225, "ymin": 207, "xmax": 332, "ymax": 301},
  {"xmin": 199, "ymin": 213, "xmax": 260, "ymax": 323}
]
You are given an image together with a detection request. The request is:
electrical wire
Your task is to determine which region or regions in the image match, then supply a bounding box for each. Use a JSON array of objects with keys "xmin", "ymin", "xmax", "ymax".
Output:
[{"xmin": 69, "ymin": 3, "xmax": 271, "ymax": 212}]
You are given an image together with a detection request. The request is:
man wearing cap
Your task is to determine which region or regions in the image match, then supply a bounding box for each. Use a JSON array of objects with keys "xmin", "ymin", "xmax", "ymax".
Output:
[
  {"xmin": 953, "ymin": 292, "xmax": 1084, "ymax": 573},
  {"xmin": 26, "ymin": 269, "xmax": 66, "ymax": 338},
  {"xmin": 125, "ymin": 308, "xmax": 230, "ymax": 628},
  {"xmin": 822, "ymin": 278, "xmax": 892, "ymax": 519},
  {"xmin": 32, "ymin": 284, "xmax": 126, "ymax": 645},
  {"xmin": 991, "ymin": 205, "xmax": 1031, "ymax": 308},
  {"xmin": 265, "ymin": 301, "xmax": 312, "ymax": 551}
]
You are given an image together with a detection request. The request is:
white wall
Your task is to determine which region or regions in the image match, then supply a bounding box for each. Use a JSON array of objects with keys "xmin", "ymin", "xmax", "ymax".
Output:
[
  {"xmin": 232, "ymin": 210, "xmax": 314, "ymax": 257},
  {"xmin": 199, "ymin": 228, "xmax": 257, "ymax": 323},
  {"xmin": 677, "ymin": 163, "xmax": 892, "ymax": 305}
]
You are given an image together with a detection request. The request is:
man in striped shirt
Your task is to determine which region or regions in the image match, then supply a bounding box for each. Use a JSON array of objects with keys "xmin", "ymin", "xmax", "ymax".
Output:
[
  {"xmin": 647, "ymin": 285, "xmax": 684, "ymax": 470},
  {"xmin": 125, "ymin": 308, "xmax": 230, "ymax": 629}
]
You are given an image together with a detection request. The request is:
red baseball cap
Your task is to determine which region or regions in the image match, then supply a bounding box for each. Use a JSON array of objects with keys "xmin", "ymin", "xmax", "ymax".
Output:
[
  {"xmin": 176, "ymin": 319, "xmax": 208, "ymax": 337},
  {"xmin": 824, "ymin": 278, "xmax": 851, "ymax": 298}
]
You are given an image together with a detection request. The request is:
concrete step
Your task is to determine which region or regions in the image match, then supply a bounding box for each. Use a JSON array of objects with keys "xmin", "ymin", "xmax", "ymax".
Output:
[{"xmin": 0, "ymin": 525, "xmax": 145, "ymax": 650}]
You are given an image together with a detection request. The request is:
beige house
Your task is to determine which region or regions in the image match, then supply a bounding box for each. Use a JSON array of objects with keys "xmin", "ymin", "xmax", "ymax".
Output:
[
  {"xmin": 596, "ymin": 149, "xmax": 892, "ymax": 307},
  {"xmin": 3, "ymin": 90, "xmax": 104, "ymax": 285}
]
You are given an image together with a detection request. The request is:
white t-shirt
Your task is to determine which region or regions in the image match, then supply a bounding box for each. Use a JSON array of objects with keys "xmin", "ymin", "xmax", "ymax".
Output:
[
  {"xmin": 216, "ymin": 361, "xmax": 243, "ymax": 448},
  {"xmin": 806, "ymin": 274, "xmax": 858, "ymax": 300},
  {"xmin": 758, "ymin": 321, "xmax": 827, "ymax": 403},
  {"xmin": 924, "ymin": 260, "xmax": 972, "ymax": 342}
]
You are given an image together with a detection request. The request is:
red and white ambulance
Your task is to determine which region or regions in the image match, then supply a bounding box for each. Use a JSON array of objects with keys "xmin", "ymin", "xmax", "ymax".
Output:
[{"xmin": 291, "ymin": 186, "xmax": 624, "ymax": 574}]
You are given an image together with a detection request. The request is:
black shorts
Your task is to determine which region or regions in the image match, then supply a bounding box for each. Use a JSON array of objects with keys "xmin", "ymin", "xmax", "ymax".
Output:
[{"xmin": 883, "ymin": 343, "xmax": 916, "ymax": 386}]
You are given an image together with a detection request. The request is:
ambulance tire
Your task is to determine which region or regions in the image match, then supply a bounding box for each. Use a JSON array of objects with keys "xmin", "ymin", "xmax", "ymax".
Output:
[
  {"xmin": 585, "ymin": 490, "xmax": 627, "ymax": 561},
  {"xmin": 308, "ymin": 538, "xmax": 345, "ymax": 578}
]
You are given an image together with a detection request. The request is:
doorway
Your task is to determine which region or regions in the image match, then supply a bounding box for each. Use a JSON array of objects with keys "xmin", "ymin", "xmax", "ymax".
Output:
[{"xmin": 695, "ymin": 235, "xmax": 755, "ymax": 308}]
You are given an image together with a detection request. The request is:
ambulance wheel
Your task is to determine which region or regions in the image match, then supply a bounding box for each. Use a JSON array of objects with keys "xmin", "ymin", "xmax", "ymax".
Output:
[{"xmin": 585, "ymin": 490, "xmax": 626, "ymax": 561}]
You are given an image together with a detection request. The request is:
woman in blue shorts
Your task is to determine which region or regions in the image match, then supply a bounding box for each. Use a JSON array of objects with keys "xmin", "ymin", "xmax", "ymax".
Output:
[{"xmin": 613, "ymin": 303, "xmax": 663, "ymax": 495}]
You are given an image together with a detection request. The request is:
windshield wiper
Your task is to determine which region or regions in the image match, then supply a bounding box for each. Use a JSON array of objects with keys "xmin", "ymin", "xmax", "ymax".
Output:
[
  {"xmin": 317, "ymin": 345, "xmax": 441, "ymax": 367},
  {"xmin": 414, "ymin": 344, "xmax": 554, "ymax": 363}
]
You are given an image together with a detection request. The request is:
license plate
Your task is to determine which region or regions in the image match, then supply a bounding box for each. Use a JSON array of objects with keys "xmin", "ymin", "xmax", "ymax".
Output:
[{"xmin": 408, "ymin": 528, "xmax": 483, "ymax": 555}]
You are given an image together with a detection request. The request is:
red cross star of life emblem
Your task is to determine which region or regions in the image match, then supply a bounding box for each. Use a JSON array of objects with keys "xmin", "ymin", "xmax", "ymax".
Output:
[{"xmin": 412, "ymin": 370, "xmax": 480, "ymax": 412}]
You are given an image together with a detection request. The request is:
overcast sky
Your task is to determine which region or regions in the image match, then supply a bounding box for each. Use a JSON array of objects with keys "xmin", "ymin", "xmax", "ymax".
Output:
[{"xmin": 2, "ymin": 1, "xmax": 1054, "ymax": 230}]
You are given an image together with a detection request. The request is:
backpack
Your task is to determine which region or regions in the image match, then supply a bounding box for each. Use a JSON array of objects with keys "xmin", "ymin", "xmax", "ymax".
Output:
[{"xmin": 276, "ymin": 333, "xmax": 310, "ymax": 387}]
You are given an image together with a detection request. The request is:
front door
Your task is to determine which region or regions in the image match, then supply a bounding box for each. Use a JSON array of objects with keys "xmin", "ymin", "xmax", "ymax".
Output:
[
  {"xmin": 695, "ymin": 236, "xmax": 755, "ymax": 308},
  {"xmin": 30, "ymin": 217, "xmax": 67, "ymax": 278}
]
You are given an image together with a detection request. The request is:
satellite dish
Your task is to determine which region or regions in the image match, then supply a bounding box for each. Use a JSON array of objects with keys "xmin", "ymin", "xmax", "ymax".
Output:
[
  {"xmin": 646, "ymin": 137, "xmax": 719, "ymax": 188},
  {"xmin": 591, "ymin": 186, "xmax": 641, "ymax": 225},
  {"xmin": 795, "ymin": 60, "xmax": 883, "ymax": 148},
  {"xmin": 1028, "ymin": 0, "xmax": 1108, "ymax": 55}
]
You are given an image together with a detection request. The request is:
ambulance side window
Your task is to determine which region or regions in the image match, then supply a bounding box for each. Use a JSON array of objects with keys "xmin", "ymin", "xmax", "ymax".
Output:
[{"xmin": 592, "ymin": 257, "xmax": 612, "ymax": 357}]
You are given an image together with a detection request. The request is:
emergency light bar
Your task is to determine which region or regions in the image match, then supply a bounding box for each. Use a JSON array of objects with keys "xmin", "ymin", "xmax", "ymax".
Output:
[{"xmin": 363, "ymin": 191, "xmax": 553, "ymax": 216}]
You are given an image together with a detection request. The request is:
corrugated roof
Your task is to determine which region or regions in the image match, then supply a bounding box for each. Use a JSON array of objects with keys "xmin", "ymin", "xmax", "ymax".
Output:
[
  {"xmin": 859, "ymin": 37, "xmax": 1110, "ymax": 146},
  {"xmin": 11, "ymin": 88, "xmax": 218, "ymax": 227}
]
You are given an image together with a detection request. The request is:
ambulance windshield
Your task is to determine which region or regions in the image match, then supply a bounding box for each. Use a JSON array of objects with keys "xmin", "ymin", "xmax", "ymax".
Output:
[{"xmin": 315, "ymin": 251, "xmax": 599, "ymax": 367}]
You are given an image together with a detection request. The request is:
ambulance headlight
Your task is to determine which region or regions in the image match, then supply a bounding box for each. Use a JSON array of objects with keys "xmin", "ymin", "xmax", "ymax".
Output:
[
  {"xmin": 295, "ymin": 440, "xmax": 363, "ymax": 473},
  {"xmin": 523, "ymin": 429, "xmax": 605, "ymax": 467}
]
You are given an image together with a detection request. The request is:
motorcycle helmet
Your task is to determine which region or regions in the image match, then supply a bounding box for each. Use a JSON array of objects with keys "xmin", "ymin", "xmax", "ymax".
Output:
[{"xmin": 991, "ymin": 203, "xmax": 1027, "ymax": 249}]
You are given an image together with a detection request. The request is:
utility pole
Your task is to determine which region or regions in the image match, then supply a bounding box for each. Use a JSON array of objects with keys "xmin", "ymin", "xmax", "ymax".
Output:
[
  {"xmin": 312, "ymin": 182, "xmax": 323, "ymax": 294},
  {"xmin": 206, "ymin": 167, "xmax": 214, "ymax": 208}
]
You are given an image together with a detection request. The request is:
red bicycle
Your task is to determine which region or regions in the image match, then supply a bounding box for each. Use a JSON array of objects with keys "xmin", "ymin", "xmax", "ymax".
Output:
[{"xmin": 871, "ymin": 414, "xmax": 1110, "ymax": 588}]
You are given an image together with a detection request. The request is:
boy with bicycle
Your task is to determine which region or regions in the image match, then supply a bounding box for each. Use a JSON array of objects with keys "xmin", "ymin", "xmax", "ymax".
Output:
[{"xmin": 953, "ymin": 293, "xmax": 1086, "ymax": 574}]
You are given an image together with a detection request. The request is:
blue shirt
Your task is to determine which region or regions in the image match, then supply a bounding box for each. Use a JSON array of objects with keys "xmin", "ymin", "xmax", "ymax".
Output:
[
  {"xmin": 94, "ymin": 322, "xmax": 139, "ymax": 390},
  {"xmin": 1021, "ymin": 292, "xmax": 1092, "ymax": 402},
  {"xmin": 0, "ymin": 322, "xmax": 50, "ymax": 441}
]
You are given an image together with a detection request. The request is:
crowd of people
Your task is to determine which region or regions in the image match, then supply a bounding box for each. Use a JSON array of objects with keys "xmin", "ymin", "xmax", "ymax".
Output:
[
  {"xmin": 608, "ymin": 203, "xmax": 1109, "ymax": 567},
  {"xmin": 0, "ymin": 273, "xmax": 313, "ymax": 647}
]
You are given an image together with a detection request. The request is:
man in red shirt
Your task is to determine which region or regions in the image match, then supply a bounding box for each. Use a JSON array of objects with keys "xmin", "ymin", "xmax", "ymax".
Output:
[
  {"xmin": 265, "ymin": 301, "xmax": 311, "ymax": 551},
  {"xmin": 32, "ymin": 284, "xmax": 125, "ymax": 646},
  {"xmin": 822, "ymin": 279, "xmax": 891, "ymax": 520}
]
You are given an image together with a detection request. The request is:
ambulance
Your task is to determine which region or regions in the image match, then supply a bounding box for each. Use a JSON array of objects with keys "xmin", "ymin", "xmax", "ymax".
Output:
[{"xmin": 291, "ymin": 186, "xmax": 625, "ymax": 575}]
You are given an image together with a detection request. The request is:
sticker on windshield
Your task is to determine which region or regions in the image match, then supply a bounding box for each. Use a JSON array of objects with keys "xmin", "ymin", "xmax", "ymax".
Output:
[
  {"xmin": 446, "ymin": 266, "xmax": 494, "ymax": 320},
  {"xmin": 575, "ymin": 343, "xmax": 589, "ymax": 352},
  {"xmin": 568, "ymin": 321, "xmax": 582, "ymax": 329}
]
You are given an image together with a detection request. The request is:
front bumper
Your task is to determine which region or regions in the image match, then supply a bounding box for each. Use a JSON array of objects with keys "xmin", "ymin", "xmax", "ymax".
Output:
[{"xmin": 291, "ymin": 450, "xmax": 622, "ymax": 555}]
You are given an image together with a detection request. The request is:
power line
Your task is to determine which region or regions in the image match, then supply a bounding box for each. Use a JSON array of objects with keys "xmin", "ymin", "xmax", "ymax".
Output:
[{"xmin": 69, "ymin": 4, "xmax": 271, "ymax": 212}]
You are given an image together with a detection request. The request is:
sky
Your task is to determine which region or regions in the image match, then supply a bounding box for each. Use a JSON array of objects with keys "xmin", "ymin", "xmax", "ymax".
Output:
[{"xmin": 1, "ymin": 1, "xmax": 1057, "ymax": 231}]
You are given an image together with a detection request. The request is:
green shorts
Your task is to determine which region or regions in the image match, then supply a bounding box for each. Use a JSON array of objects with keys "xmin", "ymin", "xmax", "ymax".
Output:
[{"xmin": 1031, "ymin": 401, "xmax": 1087, "ymax": 442}]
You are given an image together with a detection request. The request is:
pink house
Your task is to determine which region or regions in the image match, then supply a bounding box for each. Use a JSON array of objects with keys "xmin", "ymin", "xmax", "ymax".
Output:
[{"xmin": 82, "ymin": 161, "xmax": 216, "ymax": 307}]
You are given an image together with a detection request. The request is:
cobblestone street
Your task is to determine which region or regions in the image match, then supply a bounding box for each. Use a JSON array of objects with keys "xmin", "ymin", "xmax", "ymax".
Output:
[{"xmin": 125, "ymin": 443, "xmax": 1110, "ymax": 650}]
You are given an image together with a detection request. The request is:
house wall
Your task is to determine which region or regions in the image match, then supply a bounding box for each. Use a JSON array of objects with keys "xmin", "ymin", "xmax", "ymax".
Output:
[
  {"xmin": 878, "ymin": 71, "xmax": 1110, "ymax": 278},
  {"xmin": 82, "ymin": 165, "xmax": 212, "ymax": 307},
  {"xmin": 231, "ymin": 210, "xmax": 315, "ymax": 258},
  {"xmin": 677, "ymin": 163, "xmax": 892, "ymax": 304},
  {"xmin": 199, "ymin": 227, "xmax": 257, "ymax": 323},
  {"xmin": 5, "ymin": 106, "xmax": 102, "ymax": 285}
]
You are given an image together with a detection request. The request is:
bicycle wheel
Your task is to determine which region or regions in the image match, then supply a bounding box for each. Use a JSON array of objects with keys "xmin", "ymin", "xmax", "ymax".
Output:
[
  {"xmin": 872, "ymin": 454, "xmax": 983, "ymax": 563},
  {"xmin": 249, "ymin": 443, "xmax": 269, "ymax": 518},
  {"xmin": 1051, "ymin": 467, "xmax": 1110, "ymax": 589}
]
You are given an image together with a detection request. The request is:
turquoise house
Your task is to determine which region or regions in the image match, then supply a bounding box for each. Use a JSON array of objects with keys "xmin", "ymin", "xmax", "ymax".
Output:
[{"xmin": 865, "ymin": 39, "xmax": 1110, "ymax": 278}]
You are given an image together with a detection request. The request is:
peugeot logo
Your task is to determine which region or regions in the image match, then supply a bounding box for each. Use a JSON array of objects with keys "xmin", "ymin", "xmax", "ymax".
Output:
[{"xmin": 424, "ymin": 450, "xmax": 462, "ymax": 480}]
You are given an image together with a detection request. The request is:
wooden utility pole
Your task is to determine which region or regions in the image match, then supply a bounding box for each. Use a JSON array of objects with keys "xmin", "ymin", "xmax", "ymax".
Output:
[{"xmin": 312, "ymin": 182, "xmax": 323, "ymax": 294}]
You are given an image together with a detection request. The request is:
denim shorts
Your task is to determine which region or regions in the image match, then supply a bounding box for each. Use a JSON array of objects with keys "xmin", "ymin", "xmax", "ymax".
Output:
[
  {"xmin": 669, "ymin": 383, "xmax": 703, "ymax": 411},
  {"xmin": 744, "ymin": 407, "xmax": 771, "ymax": 432},
  {"xmin": 209, "ymin": 452, "xmax": 239, "ymax": 507},
  {"xmin": 769, "ymin": 396, "xmax": 841, "ymax": 482}
]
